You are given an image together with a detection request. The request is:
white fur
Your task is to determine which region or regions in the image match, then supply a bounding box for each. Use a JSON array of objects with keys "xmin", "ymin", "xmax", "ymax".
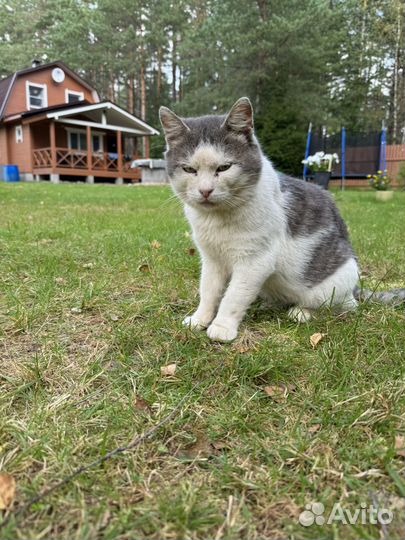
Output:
[{"xmin": 178, "ymin": 149, "xmax": 358, "ymax": 341}]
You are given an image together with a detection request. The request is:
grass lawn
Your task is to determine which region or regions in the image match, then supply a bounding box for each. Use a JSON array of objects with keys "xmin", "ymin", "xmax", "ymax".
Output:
[{"xmin": 0, "ymin": 182, "xmax": 404, "ymax": 539}]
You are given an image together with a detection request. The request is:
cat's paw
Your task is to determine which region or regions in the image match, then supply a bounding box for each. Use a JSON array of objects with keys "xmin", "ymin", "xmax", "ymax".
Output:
[
  {"xmin": 287, "ymin": 306, "xmax": 313, "ymax": 323},
  {"xmin": 183, "ymin": 314, "xmax": 210, "ymax": 330},
  {"xmin": 206, "ymin": 321, "xmax": 238, "ymax": 342}
]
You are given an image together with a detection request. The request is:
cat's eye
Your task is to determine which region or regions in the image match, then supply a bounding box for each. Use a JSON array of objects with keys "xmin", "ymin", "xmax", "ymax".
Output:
[
  {"xmin": 182, "ymin": 166, "xmax": 197, "ymax": 174},
  {"xmin": 216, "ymin": 163, "xmax": 232, "ymax": 173}
]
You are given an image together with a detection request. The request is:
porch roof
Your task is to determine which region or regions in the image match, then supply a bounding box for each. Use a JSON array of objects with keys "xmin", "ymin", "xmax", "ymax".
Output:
[{"xmin": 13, "ymin": 101, "xmax": 159, "ymax": 136}]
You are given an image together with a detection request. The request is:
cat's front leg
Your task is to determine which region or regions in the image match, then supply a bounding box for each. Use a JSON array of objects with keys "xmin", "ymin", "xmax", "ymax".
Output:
[
  {"xmin": 207, "ymin": 262, "xmax": 273, "ymax": 342},
  {"xmin": 183, "ymin": 256, "xmax": 228, "ymax": 330}
]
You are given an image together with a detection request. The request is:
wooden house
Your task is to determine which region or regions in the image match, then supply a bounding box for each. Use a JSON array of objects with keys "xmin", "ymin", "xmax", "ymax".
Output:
[{"xmin": 0, "ymin": 61, "xmax": 159, "ymax": 183}]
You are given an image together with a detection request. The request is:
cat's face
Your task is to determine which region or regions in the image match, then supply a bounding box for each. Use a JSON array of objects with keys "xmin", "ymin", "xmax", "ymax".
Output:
[{"xmin": 159, "ymin": 98, "xmax": 262, "ymax": 211}]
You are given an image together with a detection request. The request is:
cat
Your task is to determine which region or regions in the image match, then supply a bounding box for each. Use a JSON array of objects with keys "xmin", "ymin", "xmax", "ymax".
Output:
[{"xmin": 159, "ymin": 97, "xmax": 404, "ymax": 342}]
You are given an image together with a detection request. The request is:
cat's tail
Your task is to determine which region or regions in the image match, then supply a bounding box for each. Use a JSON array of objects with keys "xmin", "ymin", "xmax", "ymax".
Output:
[{"xmin": 353, "ymin": 286, "xmax": 405, "ymax": 305}]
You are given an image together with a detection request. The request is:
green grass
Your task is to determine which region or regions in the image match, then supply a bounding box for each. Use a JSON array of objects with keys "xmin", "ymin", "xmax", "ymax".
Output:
[{"xmin": 0, "ymin": 182, "xmax": 404, "ymax": 539}]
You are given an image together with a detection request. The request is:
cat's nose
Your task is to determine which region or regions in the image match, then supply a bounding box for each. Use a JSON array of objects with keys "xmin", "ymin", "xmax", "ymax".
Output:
[{"xmin": 199, "ymin": 189, "xmax": 214, "ymax": 199}]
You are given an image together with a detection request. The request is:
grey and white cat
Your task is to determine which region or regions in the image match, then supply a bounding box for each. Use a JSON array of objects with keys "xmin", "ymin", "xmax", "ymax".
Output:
[{"xmin": 159, "ymin": 98, "xmax": 404, "ymax": 342}]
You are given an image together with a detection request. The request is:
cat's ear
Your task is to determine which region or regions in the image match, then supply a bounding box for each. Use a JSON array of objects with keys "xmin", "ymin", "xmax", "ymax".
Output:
[
  {"xmin": 159, "ymin": 106, "xmax": 189, "ymax": 146},
  {"xmin": 222, "ymin": 97, "xmax": 254, "ymax": 136}
]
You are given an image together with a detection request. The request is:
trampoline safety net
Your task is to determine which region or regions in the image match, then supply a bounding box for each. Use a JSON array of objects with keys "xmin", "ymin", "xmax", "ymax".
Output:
[{"xmin": 309, "ymin": 131, "xmax": 381, "ymax": 178}]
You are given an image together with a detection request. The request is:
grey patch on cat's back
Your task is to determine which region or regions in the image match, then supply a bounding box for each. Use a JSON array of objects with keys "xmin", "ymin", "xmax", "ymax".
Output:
[
  {"xmin": 279, "ymin": 174, "xmax": 356, "ymax": 286},
  {"xmin": 304, "ymin": 231, "xmax": 355, "ymax": 286},
  {"xmin": 279, "ymin": 174, "xmax": 348, "ymax": 238}
]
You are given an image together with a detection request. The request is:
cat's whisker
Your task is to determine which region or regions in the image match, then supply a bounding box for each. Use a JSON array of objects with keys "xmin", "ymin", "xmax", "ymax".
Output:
[{"xmin": 160, "ymin": 194, "xmax": 183, "ymax": 209}]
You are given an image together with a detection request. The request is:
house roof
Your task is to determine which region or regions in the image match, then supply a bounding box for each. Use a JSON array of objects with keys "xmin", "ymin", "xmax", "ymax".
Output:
[
  {"xmin": 0, "ymin": 74, "xmax": 16, "ymax": 118},
  {"xmin": 45, "ymin": 101, "xmax": 160, "ymax": 136},
  {"xmin": 19, "ymin": 100, "xmax": 93, "ymax": 118},
  {"xmin": 6, "ymin": 100, "xmax": 159, "ymax": 136},
  {"xmin": 1, "ymin": 99, "xmax": 93, "ymax": 123},
  {"xmin": 0, "ymin": 61, "xmax": 99, "ymax": 119}
]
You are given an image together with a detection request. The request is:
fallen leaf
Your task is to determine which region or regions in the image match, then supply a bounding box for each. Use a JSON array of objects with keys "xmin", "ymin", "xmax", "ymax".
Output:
[
  {"xmin": 180, "ymin": 435, "xmax": 214, "ymax": 459},
  {"xmin": 308, "ymin": 423, "xmax": 321, "ymax": 433},
  {"xmin": 0, "ymin": 473, "xmax": 16, "ymax": 510},
  {"xmin": 212, "ymin": 440, "xmax": 229, "ymax": 451},
  {"xmin": 310, "ymin": 332, "xmax": 326, "ymax": 348},
  {"xmin": 151, "ymin": 240, "xmax": 161, "ymax": 249},
  {"xmin": 133, "ymin": 396, "xmax": 151, "ymax": 413},
  {"xmin": 235, "ymin": 345, "xmax": 251, "ymax": 354},
  {"xmin": 138, "ymin": 263, "xmax": 150, "ymax": 273},
  {"xmin": 174, "ymin": 332, "xmax": 189, "ymax": 344},
  {"xmin": 160, "ymin": 363, "xmax": 177, "ymax": 376},
  {"xmin": 395, "ymin": 435, "xmax": 405, "ymax": 457},
  {"xmin": 264, "ymin": 384, "xmax": 290, "ymax": 402},
  {"xmin": 188, "ymin": 248, "xmax": 196, "ymax": 256}
]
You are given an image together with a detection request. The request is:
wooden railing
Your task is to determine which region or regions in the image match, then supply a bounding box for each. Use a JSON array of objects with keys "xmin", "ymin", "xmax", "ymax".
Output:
[
  {"xmin": 92, "ymin": 153, "xmax": 119, "ymax": 171},
  {"xmin": 56, "ymin": 148, "xmax": 87, "ymax": 169},
  {"xmin": 32, "ymin": 147, "xmax": 134, "ymax": 173},
  {"xmin": 33, "ymin": 148, "xmax": 52, "ymax": 168}
]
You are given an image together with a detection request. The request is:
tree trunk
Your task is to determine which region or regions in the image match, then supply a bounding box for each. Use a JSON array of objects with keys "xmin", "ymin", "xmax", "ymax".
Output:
[
  {"xmin": 359, "ymin": 0, "xmax": 368, "ymax": 69},
  {"xmin": 140, "ymin": 64, "xmax": 146, "ymax": 119},
  {"xmin": 256, "ymin": 0, "xmax": 268, "ymax": 21},
  {"xmin": 140, "ymin": 63, "xmax": 147, "ymax": 157},
  {"xmin": 157, "ymin": 47, "xmax": 162, "ymax": 99},
  {"xmin": 128, "ymin": 78, "xmax": 134, "ymax": 114},
  {"xmin": 392, "ymin": 3, "xmax": 402, "ymax": 143},
  {"xmin": 108, "ymin": 72, "xmax": 115, "ymax": 102},
  {"xmin": 179, "ymin": 65, "xmax": 183, "ymax": 102},
  {"xmin": 172, "ymin": 34, "xmax": 177, "ymax": 102}
]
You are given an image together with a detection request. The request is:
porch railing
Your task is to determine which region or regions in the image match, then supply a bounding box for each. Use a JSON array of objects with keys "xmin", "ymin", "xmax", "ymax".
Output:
[
  {"xmin": 92, "ymin": 152, "xmax": 132, "ymax": 172},
  {"xmin": 33, "ymin": 147, "xmax": 134, "ymax": 173},
  {"xmin": 56, "ymin": 148, "xmax": 87, "ymax": 169},
  {"xmin": 33, "ymin": 147, "xmax": 52, "ymax": 168}
]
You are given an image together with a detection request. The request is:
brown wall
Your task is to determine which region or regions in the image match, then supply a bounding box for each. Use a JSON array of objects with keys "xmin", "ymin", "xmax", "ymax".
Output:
[
  {"xmin": 56, "ymin": 125, "xmax": 68, "ymax": 147},
  {"xmin": 0, "ymin": 127, "xmax": 8, "ymax": 165},
  {"xmin": 30, "ymin": 122, "xmax": 69, "ymax": 149},
  {"xmin": 387, "ymin": 144, "xmax": 405, "ymax": 185},
  {"xmin": 30, "ymin": 121, "xmax": 50, "ymax": 149},
  {"xmin": 6, "ymin": 124, "xmax": 32, "ymax": 171},
  {"xmin": 4, "ymin": 68, "xmax": 95, "ymax": 117}
]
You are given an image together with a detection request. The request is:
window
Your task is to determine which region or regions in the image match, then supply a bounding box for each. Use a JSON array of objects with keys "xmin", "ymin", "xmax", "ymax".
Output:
[
  {"xmin": 67, "ymin": 129, "xmax": 103, "ymax": 153},
  {"xmin": 26, "ymin": 81, "xmax": 47, "ymax": 110},
  {"xmin": 65, "ymin": 90, "xmax": 84, "ymax": 104},
  {"xmin": 69, "ymin": 131, "xmax": 87, "ymax": 151},
  {"xmin": 92, "ymin": 134, "xmax": 102, "ymax": 152},
  {"xmin": 15, "ymin": 125, "xmax": 23, "ymax": 143}
]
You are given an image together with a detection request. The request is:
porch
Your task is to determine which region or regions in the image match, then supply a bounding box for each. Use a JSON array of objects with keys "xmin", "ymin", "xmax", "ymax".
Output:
[
  {"xmin": 32, "ymin": 144, "xmax": 141, "ymax": 182},
  {"xmin": 23, "ymin": 101, "xmax": 159, "ymax": 182}
]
